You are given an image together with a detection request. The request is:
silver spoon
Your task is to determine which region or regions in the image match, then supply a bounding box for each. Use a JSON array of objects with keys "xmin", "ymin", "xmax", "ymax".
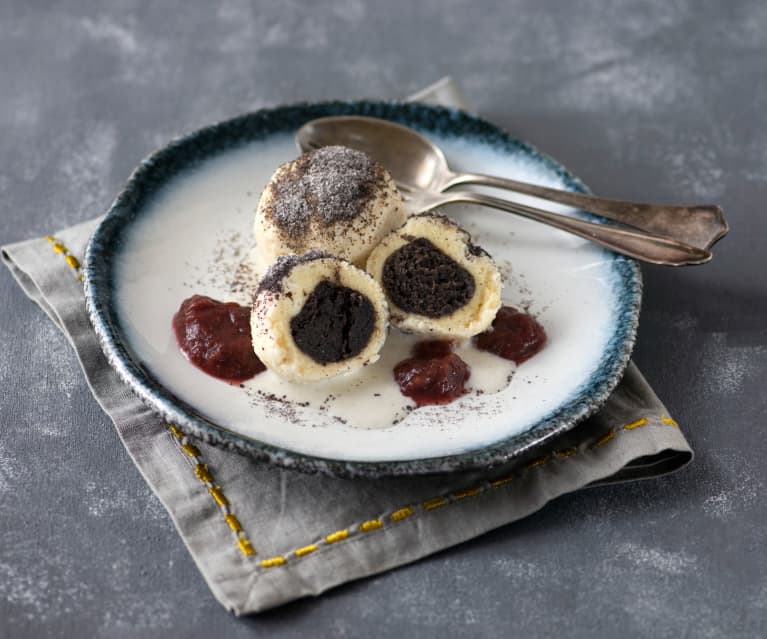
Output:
[
  {"xmin": 296, "ymin": 115, "xmax": 728, "ymax": 257},
  {"xmin": 392, "ymin": 188, "xmax": 711, "ymax": 265}
]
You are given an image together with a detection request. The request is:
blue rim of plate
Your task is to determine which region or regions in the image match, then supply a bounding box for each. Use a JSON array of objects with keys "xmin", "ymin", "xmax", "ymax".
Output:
[{"xmin": 84, "ymin": 100, "xmax": 642, "ymax": 478}]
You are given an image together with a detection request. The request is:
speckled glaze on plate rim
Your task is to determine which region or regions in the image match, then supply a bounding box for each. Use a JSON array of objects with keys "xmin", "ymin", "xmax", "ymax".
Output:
[{"xmin": 84, "ymin": 100, "xmax": 642, "ymax": 478}]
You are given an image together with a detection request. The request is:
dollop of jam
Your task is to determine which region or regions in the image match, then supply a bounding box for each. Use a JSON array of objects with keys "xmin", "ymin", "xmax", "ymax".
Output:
[
  {"xmin": 393, "ymin": 340, "xmax": 470, "ymax": 407},
  {"xmin": 474, "ymin": 306, "xmax": 547, "ymax": 364},
  {"xmin": 172, "ymin": 295, "xmax": 265, "ymax": 383}
]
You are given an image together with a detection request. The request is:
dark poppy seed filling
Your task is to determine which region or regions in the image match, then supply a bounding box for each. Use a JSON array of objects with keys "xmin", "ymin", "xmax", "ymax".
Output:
[
  {"xmin": 290, "ymin": 280, "xmax": 376, "ymax": 364},
  {"xmin": 382, "ymin": 238, "xmax": 476, "ymax": 318}
]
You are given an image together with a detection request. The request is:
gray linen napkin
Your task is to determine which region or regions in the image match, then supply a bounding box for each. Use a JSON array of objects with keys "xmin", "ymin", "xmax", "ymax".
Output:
[{"xmin": 1, "ymin": 78, "xmax": 692, "ymax": 615}]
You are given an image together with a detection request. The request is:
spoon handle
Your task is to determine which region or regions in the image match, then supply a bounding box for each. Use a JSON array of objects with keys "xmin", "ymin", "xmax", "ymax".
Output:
[
  {"xmin": 432, "ymin": 191, "xmax": 712, "ymax": 266},
  {"xmin": 444, "ymin": 172, "xmax": 728, "ymax": 250}
]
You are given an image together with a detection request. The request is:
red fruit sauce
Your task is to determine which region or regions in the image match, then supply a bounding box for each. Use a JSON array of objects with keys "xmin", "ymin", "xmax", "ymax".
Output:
[
  {"xmin": 172, "ymin": 295, "xmax": 265, "ymax": 383},
  {"xmin": 393, "ymin": 307, "xmax": 547, "ymax": 407},
  {"xmin": 474, "ymin": 306, "xmax": 547, "ymax": 364},
  {"xmin": 393, "ymin": 340, "xmax": 470, "ymax": 407}
]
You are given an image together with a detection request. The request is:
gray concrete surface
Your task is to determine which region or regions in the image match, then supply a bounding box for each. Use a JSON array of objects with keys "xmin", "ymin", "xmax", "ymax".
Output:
[{"xmin": 1, "ymin": 1, "xmax": 766, "ymax": 637}]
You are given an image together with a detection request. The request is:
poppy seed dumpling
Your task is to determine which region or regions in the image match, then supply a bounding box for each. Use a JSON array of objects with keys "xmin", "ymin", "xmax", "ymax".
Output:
[{"xmin": 254, "ymin": 146, "xmax": 407, "ymax": 266}]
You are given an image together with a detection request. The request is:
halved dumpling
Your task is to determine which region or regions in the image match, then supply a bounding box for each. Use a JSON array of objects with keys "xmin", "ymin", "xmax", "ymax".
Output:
[
  {"xmin": 366, "ymin": 214, "xmax": 501, "ymax": 339},
  {"xmin": 251, "ymin": 251, "xmax": 389, "ymax": 382}
]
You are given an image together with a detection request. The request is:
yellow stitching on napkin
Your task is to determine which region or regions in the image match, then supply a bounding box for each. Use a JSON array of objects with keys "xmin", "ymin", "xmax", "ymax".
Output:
[
  {"xmin": 423, "ymin": 497, "xmax": 449, "ymax": 510},
  {"xmin": 391, "ymin": 506, "xmax": 415, "ymax": 521},
  {"xmin": 661, "ymin": 416, "xmax": 679, "ymax": 427},
  {"xmin": 195, "ymin": 463, "xmax": 213, "ymax": 483},
  {"xmin": 555, "ymin": 447, "xmax": 578, "ymax": 459},
  {"xmin": 181, "ymin": 441, "xmax": 201, "ymax": 457},
  {"xmin": 208, "ymin": 485, "xmax": 229, "ymax": 507},
  {"xmin": 260, "ymin": 556, "xmax": 286, "ymax": 568},
  {"xmin": 224, "ymin": 514, "xmax": 242, "ymax": 532},
  {"xmin": 490, "ymin": 473, "xmax": 516, "ymax": 487},
  {"xmin": 295, "ymin": 544, "xmax": 319, "ymax": 557},
  {"xmin": 453, "ymin": 486, "xmax": 481, "ymax": 500},
  {"xmin": 45, "ymin": 235, "xmax": 83, "ymax": 281},
  {"xmin": 168, "ymin": 423, "xmax": 184, "ymax": 438},
  {"xmin": 166, "ymin": 424, "xmax": 257, "ymax": 558},
  {"xmin": 624, "ymin": 418, "xmax": 648, "ymax": 430},
  {"xmin": 526, "ymin": 455, "xmax": 550, "ymax": 470},
  {"xmin": 592, "ymin": 430, "xmax": 615, "ymax": 448},
  {"xmin": 325, "ymin": 529, "xmax": 349, "ymax": 544},
  {"xmin": 360, "ymin": 519, "xmax": 383, "ymax": 532}
]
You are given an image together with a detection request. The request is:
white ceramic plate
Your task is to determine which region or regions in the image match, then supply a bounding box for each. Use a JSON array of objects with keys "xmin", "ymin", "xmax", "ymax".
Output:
[{"xmin": 85, "ymin": 102, "xmax": 640, "ymax": 477}]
